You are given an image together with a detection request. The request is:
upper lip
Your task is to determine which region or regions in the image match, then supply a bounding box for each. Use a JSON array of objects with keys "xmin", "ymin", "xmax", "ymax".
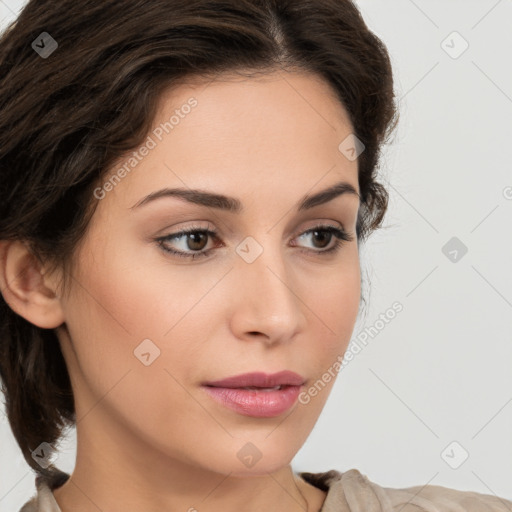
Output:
[{"xmin": 203, "ymin": 371, "xmax": 305, "ymax": 388}]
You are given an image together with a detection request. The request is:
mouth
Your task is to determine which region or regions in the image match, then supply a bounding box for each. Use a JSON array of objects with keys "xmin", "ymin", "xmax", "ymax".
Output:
[
  {"xmin": 202, "ymin": 370, "xmax": 306, "ymax": 389},
  {"xmin": 201, "ymin": 371, "xmax": 306, "ymax": 418},
  {"xmin": 236, "ymin": 385, "xmax": 283, "ymax": 391}
]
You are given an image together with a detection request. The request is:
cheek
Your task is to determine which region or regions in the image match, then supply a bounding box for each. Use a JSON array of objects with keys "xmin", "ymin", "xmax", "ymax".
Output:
[
  {"xmin": 308, "ymin": 248, "xmax": 361, "ymax": 333},
  {"xmin": 293, "ymin": 267, "xmax": 359, "ymax": 413},
  {"xmin": 61, "ymin": 257, "xmax": 200, "ymax": 440},
  {"xmin": 295, "ymin": 250, "xmax": 361, "ymax": 378},
  {"xmin": 60, "ymin": 235, "xmax": 165, "ymax": 405},
  {"xmin": 62, "ymin": 231, "xmax": 212, "ymax": 412}
]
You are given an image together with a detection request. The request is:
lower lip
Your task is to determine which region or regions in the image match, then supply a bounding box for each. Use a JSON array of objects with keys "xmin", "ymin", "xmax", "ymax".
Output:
[{"xmin": 202, "ymin": 385, "xmax": 302, "ymax": 417}]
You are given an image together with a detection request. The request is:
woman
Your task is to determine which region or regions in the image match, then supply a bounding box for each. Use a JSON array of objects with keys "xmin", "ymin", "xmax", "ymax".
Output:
[{"xmin": 0, "ymin": 1, "xmax": 510, "ymax": 511}]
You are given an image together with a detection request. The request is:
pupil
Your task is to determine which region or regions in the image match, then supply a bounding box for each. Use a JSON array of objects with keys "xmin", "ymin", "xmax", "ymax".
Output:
[
  {"xmin": 313, "ymin": 230, "xmax": 331, "ymax": 248},
  {"xmin": 188, "ymin": 233, "xmax": 207, "ymax": 251}
]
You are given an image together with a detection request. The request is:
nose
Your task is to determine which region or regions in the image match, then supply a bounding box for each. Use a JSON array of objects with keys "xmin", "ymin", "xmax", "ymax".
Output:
[{"xmin": 228, "ymin": 240, "xmax": 307, "ymax": 346}]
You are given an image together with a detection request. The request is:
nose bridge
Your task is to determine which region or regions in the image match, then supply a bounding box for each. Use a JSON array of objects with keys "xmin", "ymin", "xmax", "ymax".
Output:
[{"xmin": 231, "ymin": 233, "xmax": 305, "ymax": 339}]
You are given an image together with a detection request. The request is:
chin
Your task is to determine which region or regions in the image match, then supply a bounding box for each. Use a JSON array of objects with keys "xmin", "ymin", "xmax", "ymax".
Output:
[
  {"xmin": 230, "ymin": 445, "xmax": 296, "ymax": 478},
  {"xmin": 191, "ymin": 441, "xmax": 295, "ymax": 478}
]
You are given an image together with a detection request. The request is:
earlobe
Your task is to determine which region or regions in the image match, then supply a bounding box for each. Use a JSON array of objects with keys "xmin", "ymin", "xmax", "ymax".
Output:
[{"xmin": 0, "ymin": 240, "xmax": 65, "ymax": 329}]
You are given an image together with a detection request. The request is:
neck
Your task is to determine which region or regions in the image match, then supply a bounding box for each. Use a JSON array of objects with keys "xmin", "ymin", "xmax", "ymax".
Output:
[{"xmin": 52, "ymin": 410, "xmax": 326, "ymax": 512}]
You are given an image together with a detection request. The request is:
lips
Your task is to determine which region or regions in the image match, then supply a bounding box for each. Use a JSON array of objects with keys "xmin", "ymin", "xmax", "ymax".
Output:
[
  {"xmin": 202, "ymin": 370, "xmax": 306, "ymax": 389},
  {"xmin": 201, "ymin": 371, "xmax": 306, "ymax": 417}
]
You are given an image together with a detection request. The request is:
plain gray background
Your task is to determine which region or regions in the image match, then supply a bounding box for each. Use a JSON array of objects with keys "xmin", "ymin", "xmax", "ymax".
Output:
[{"xmin": 1, "ymin": 0, "xmax": 511, "ymax": 510}]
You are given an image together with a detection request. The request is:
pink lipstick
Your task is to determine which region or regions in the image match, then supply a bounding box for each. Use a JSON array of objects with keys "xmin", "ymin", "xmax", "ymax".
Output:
[{"xmin": 202, "ymin": 371, "xmax": 305, "ymax": 418}]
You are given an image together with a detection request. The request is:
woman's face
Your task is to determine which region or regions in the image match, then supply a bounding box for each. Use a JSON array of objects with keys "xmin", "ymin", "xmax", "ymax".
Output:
[{"xmin": 55, "ymin": 70, "xmax": 361, "ymax": 477}]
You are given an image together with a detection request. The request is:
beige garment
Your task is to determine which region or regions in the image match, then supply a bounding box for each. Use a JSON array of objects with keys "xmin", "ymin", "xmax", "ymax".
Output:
[{"xmin": 19, "ymin": 467, "xmax": 512, "ymax": 512}]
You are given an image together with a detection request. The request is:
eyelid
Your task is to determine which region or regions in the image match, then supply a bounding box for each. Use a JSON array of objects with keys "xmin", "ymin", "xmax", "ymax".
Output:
[
  {"xmin": 158, "ymin": 218, "xmax": 346, "ymax": 238},
  {"xmin": 155, "ymin": 219, "xmax": 346, "ymax": 243}
]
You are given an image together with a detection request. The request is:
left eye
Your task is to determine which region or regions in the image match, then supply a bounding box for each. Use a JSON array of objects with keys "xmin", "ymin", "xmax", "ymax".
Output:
[{"xmin": 156, "ymin": 224, "xmax": 354, "ymax": 260}]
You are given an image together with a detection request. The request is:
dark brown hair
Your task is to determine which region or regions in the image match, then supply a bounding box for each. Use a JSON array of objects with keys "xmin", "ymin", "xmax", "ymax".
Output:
[{"xmin": 0, "ymin": 0, "xmax": 398, "ymax": 479}]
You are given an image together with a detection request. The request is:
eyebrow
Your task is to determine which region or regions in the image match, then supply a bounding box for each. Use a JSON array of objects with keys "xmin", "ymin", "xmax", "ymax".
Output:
[{"xmin": 129, "ymin": 180, "xmax": 360, "ymax": 212}]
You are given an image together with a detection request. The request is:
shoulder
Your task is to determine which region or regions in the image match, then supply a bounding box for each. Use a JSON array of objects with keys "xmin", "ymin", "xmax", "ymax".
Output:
[
  {"xmin": 299, "ymin": 468, "xmax": 512, "ymax": 511},
  {"xmin": 17, "ymin": 469, "xmax": 70, "ymax": 512},
  {"xmin": 18, "ymin": 498, "xmax": 38, "ymax": 512}
]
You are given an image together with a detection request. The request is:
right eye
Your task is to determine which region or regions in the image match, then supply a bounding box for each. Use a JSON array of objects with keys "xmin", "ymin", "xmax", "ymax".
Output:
[{"xmin": 155, "ymin": 225, "xmax": 221, "ymax": 260}]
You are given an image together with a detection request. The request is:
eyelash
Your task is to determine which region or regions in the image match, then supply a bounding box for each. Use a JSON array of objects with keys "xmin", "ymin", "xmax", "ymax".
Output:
[{"xmin": 155, "ymin": 224, "xmax": 354, "ymax": 260}]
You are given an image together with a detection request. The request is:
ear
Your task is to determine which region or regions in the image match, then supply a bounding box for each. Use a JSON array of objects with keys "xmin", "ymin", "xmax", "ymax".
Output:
[{"xmin": 0, "ymin": 240, "xmax": 65, "ymax": 329}]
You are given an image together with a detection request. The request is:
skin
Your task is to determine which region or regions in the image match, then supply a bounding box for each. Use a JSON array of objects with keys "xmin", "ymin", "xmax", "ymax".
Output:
[{"xmin": 0, "ymin": 70, "xmax": 362, "ymax": 512}]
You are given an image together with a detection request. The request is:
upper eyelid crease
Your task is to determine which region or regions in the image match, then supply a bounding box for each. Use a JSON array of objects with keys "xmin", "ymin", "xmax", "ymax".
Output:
[{"xmin": 129, "ymin": 180, "xmax": 360, "ymax": 212}]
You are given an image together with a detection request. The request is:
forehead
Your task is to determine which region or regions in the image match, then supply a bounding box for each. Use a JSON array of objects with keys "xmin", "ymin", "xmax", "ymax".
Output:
[
  {"xmin": 155, "ymin": 69, "xmax": 353, "ymax": 138},
  {"xmin": 98, "ymin": 70, "xmax": 359, "ymax": 213}
]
